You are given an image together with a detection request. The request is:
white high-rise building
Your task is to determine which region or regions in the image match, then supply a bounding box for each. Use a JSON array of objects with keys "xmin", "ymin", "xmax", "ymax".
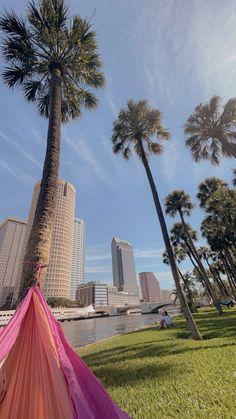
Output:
[
  {"xmin": 111, "ymin": 238, "xmax": 139, "ymax": 295},
  {"xmin": 70, "ymin": 218, "xmax": 85, "ymax": 300},
  {"xmin": 14, "ymin": 179, "xmax": 76, "ymax": 301}
]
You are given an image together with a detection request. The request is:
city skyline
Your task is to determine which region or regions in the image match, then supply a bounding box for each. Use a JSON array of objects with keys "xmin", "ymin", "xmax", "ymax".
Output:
[{"xmin": 1, "ymin": 0, "xmax": 236, "ymax": 290}]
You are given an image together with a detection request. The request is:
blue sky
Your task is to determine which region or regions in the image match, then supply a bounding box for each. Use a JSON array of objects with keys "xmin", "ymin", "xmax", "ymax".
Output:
[{"xmin": 0, "ymin": 0, "xmax": 235, "ymax": 289}]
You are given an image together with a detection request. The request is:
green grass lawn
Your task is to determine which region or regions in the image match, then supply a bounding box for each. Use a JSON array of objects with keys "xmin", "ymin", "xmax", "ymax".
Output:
[{"xmin": 78, "ymin": 308, "xmax": 236, "ymax": 419}]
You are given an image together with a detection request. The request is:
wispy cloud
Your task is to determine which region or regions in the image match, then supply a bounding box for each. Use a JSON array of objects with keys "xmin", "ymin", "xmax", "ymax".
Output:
[
  {"xmin": 86, "ymin": 253, "xmax": 111, "ymax": 261},
  {"xmin": 0, "ymin": 157, "xmax": 35, "ymax": 184},
  {"xmin": 0, "ymin": 130, "xmax": 41, "ymax": 169},
  {"xmin": 85, "ymin": 265, "xmax": 112, "ymax": 274},
  {"xmin": 160, "ymin": 139, "xmax": 181, "ymax": 185},
  {"xmin": 105, "ymin": 71, "xmax": 119, "ymax": 117},
  {"xmin": 65, "ymin": 135, "xmax": 113, "ymax": 190},
  {"xmin": 106, "ymin": 89, "xmax": 118, "ymax": 117},
  {"xmin": 154, "ymin": 270, "xmax": 174, "ymax": 289},
  {"xmin": 134, "ymin": 247, "xmax": 164, "ymax": 258}
]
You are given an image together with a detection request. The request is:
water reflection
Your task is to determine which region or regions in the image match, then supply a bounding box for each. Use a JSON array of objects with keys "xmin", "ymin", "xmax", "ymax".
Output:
[{"xmin": 61, "ymin": 313, "xmax": 163, "ymax": 348}]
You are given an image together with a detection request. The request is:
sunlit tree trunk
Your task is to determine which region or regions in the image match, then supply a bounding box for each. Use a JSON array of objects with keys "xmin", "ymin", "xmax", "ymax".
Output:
[
  {"xmin": 225, "ymin": 247, "xmax": 236, "ymax": 282},
  {"xmin": 19, "ymin": 68, "xmax": 62, "ymax": 299},
  {"xmin": 138, "ymin": 139, "xmax": 202, "ymax": 340},
  {"xmin": 179, "ymin": 211, "xmax": 222, "ymax": 315}
]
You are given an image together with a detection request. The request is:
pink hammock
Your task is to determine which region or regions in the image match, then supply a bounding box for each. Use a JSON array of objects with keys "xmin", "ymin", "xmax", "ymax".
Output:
[{"xmin": 0, "ymin": 282, "xmax": 130, "ymax": 418}]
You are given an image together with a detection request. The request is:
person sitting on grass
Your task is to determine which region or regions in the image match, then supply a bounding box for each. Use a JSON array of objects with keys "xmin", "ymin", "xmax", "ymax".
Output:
[
  {"xmin": 164, "ymin": 311, "xmax": 173, "ymax": 327},
  {"xmin": 160, "ymin": 311, "xmax": 173, "ymax": 329}
]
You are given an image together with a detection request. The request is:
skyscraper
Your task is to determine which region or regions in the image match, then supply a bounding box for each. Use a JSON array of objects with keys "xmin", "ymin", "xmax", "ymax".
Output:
[
  {"xmin": 139, "ymin": 272, "xmax": 161, "ymax": 302},
  {"xmin": 0, "ymin": 217, "xmax": 27, "ymax": 307},
  {"xmin": 14, "ymin": 179, "xmax": 75, "ymax": 301},
  {"xmin": 0, "ymin": 217, "xmax": 27, "ymax": 287},
  {"xmin": 70, "ymin": 218, "xmax": 85, "ymax": 300},
  {"xmin": 111, "ymin": 238, "xmax": 139, "ymax": 295}
]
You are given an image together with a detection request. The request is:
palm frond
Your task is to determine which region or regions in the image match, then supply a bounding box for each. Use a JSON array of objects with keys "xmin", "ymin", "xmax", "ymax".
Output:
[
  {"xmin": 0, "ymin": 12, "xmax": 29, "ymax": 38},
  {"xmin": 147, "ymin": 142, "xmax": 163, "ymax": 155},
  {"xmin": 113, "ymin": 142, "xmax": 125, "ymax": 154},
  {"xmin": 2, "ymin": 65, "xmax": 32, "ymax": 87},
  {"xmin": 2, "ymin": 38, "xmax": 35, "ymax": 64},
  {"xmin": 37, "ymin": 92, "xmax": 50, "ymax": 118},
  {"xmin": 185, "ymin": 96, "xmax": 236, "ymax": 165},
  {"xmin": 24, "ymin": 79, "xmax": 43, "ymax": 101},
  {"xmin": 123, "ymin": 147, "xmax": 132, "ymax": 160}
]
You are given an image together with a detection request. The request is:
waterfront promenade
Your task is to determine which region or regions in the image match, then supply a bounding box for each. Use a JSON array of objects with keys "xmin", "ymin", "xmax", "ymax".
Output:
[{"xmin": 78, "ymin": 308, "xmax": 236, "ymax": 419}]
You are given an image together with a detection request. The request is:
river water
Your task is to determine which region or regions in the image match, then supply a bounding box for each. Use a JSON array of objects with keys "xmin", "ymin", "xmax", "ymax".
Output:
[{"xmin": 61, "ymin": 312, "xmax": 171, "ymax": 348}]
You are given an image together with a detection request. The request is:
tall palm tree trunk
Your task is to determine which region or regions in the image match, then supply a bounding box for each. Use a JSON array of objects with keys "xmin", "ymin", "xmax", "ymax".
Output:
[
  {"xmin": 212, "ymin": 267, "xmax": 229, "ymax": 297},
  {"xmin": 138, "ymin": 140, "xmax": 202, "ymax": 340},
  {"xmin": 224, "ymin": 247, "xmax": 236, "ymax": 282},
  {"xmin": 180, "ymin": 272, "xmax": 197, "ymax": 313},
  {"xmin": 19, "ymin": 68, "xmax": 62, "ymax": 299},
  {"xmin": 185, "ymin": 245, "xmax": 213, "ymax": 301},
  {"xmin": 179, "ymin": 211, "xmax": 222, "ymax": 314},
  {"xmin": 220, "ymin": 252, "xmax": 236, "ymax": 285},
  {"xmin": 220, "ymin": 253, "xmax": 236, "ymax": 297}
]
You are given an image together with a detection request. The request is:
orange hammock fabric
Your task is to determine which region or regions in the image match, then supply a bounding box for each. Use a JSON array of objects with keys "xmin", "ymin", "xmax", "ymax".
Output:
[{"xmin": 0, "ymin": 287, "xmax": 130, "ymax": 419}]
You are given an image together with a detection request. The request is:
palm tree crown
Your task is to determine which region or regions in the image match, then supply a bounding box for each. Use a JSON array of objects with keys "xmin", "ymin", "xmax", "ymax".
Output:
[
  {"xmin": 0, "ymin": 0, "xmax": 104, "ymax": 122},
  {"xmin": 165, "ymin": 190, "xmax": 194, "ymax": 218},
  {"xmin": 112, "ymin": 99, "xmax": 170, "ymax": 160},
  {"xmin": 170, "ymin": 222, "xmax": 198, "ymax": 247},
  {"xmin": 197, "ymin": 177, "xmax": 228, "ymax": 208},
  {"xmin": 185, "ymin": 96, "xmax": 236, "ymax": 165}
]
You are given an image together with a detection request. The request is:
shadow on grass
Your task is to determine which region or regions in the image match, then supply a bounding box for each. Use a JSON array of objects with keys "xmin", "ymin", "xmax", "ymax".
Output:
[
  {"xmin": 90, "ymin": 361, "xmax": 178, "ymax": 387},
  {"xmin": 82, "ymin": 340, "xmax": 236, "ymax": 369}
]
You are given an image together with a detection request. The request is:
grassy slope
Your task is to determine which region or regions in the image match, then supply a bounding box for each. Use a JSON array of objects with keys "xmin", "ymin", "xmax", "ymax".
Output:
[{"xmin": 78, "ymin": 308, "xmax": 236, "ymax": 419}]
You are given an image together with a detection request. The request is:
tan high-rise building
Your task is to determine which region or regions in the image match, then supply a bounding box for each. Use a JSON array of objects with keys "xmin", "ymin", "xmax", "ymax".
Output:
[
  {"xmin": 0, "ymin": 217, "xmax": 27, "ymax": 307},
  {"xmin": 139, "ymin": 272, "xmax": 161, "ymax": 302},
  {"xmin": 14, "ymin": 179, "xmax": 76, "ymax": 301}
]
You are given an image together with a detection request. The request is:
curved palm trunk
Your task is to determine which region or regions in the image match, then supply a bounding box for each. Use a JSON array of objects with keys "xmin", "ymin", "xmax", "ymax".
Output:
[
  {"xmin": 179, "ymin": 271, "xmax": 197, "ymax": 313},
  {"xmin": 224, "ymin": 247, "xmax": 236, "ymax": 282},
  {"xmin": 220, "ymin": 252, "xmax": 236, "ymax": 298},
  {"xmin": 211, "ymin": 266, "xmax": 229, "ymax": 297},
  {"xmin": 19, "ymin": 68, "xmax": 62, "ymax": 299},
  {"xmin": 220, "ymin": 252, "xmax": 236, "ymax": 285},
  {"xmin": 138, "ymin": 140, "xmax": 202, "ymax": 340},
  {"xmin": 185, "ymin": 245, "xmax": 213, "ymax": 301},
  {"xmin": 179, "ymin": 211, "xmax": 222, "ymax": 315}
]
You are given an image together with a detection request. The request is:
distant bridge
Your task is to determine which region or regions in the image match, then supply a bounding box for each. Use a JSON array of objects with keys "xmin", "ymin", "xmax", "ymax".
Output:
[
  {"xmin": 94, "ymin": 304, "xmax": 141, "ymax": 315},
  {"xmin": 141, "ymin": 301, "xmax": 175, "ymax": 314},
  {"xmin": 94, "ymin": 301, "xmax": 176, "ymax": 315},
  {"xmin": 148, "ymin": 303, "xmax": 173, "ymax": 313}
]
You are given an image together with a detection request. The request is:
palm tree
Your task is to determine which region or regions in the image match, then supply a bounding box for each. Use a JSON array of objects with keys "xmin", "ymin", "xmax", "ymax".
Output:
[
  {"xmin": 112, "ymin": 99, "xmax": 202, "ymax": 340},
  {"xmin": 0, "ymin": 0, "xmax": 104, "ymax": 297},
  {"xmin": 163, "ymin": 249, "xmax": 197, "ymax": 312},
  {"xmin": 197, "ymin": 177, "xmax": 228, "ymax": 209},
  {"xmin": 232, "ymin": 169, "xmax": 236, "ymax": 187},
  {"xmin": 165, "ymin": 191, "xmax": 222, "ymax": 313},
  {"xmin": 170, "ymin": 222, "xmax": 222, "ymax": 313},
  {"xmin": 185, "ymin": 96, "xmax": 236, "ymax": 165},
  {"xmin": 199, "ymin": 247, "xmax": 230, "ymax": 298},
  {"xmin": 181, "ymin": 271, "xmax": 198, "ymax": 313},
  {"xmin": 201, "ymin": 203, "xmax": 236, "ymax": 282}
]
